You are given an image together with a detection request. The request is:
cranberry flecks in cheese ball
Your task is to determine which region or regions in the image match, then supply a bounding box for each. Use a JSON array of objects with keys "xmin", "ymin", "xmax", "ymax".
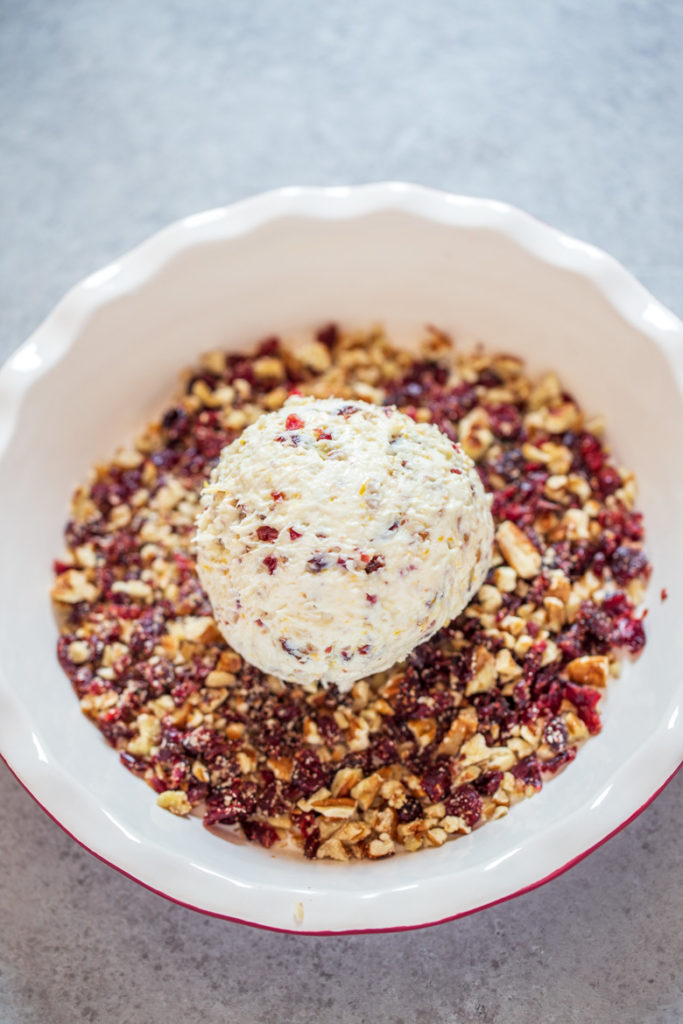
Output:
[{"xmin": 195, "ymin": 397, "xmax": 494, "ymax": 690}]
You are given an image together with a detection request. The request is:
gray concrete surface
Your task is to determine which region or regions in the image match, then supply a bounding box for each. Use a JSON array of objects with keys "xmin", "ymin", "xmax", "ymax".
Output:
[{"xmin": 1, "ymin": 1, "xmax": 681, "ymax": 1021}]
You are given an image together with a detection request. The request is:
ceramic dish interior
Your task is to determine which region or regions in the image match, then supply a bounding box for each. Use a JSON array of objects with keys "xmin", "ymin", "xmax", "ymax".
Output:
[{"xmin": 1, "ymin": 184, "xmax": 681, "ymax": 934}]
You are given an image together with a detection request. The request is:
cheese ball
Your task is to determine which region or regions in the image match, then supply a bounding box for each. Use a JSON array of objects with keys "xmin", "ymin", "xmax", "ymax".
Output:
[{"xmin": 195, "ymin": 397, "xmax": 494, "ymax": 691}]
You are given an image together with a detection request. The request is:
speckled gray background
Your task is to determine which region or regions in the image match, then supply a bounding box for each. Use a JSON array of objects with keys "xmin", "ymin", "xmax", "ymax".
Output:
[{"xmin": 1, "ymin": 2, "xmax": 682, "ymax": 1022}]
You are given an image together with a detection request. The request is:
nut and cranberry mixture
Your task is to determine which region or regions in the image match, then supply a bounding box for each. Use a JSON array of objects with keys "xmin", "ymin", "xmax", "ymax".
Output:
[{"xmin": 51, "ymin": 325, "xmax": 650, "ymax": 861}]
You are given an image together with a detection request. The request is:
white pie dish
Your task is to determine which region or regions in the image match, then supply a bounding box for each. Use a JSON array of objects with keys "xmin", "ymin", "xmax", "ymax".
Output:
[{"xmin": 0, "ymin": 182, "xmax": 681, "ymax": 934}]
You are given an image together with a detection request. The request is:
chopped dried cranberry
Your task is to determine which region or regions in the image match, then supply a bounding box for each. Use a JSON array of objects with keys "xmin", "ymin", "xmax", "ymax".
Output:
[
  {"xmin": 364, "ymin": 555, "xmax": 385, "ymax": 574},
  {"xmin": 543, "ymin": 716, "xmax": 568, "ymax": 752},
  {"xmin": 564, "ymin": 682, "xmax": 602, "ymax": 734},
  {"xmin": 598, "ymin": 503, "xmax": 644, "ymax": 541},
  {"xmin": 226, "ymin": 357, "xmax": 256, "ymax": 386},
  {"xmin": 285, "ymin": 413, "xmax": 305, "ymax": 431},
  {"xmin": 610, "ymin": 545, "xmax": 650, "ymax": 585},
  {"xmin": 288, "ymin": 527, "xmax": 302, "ymax": 541},
  {"xmin": 576, "ymin": 432, "xmax": 604, "ymax": 474},
  {"xmin": 187, "ymin": 780, "xmax": 209, "ymax": 804},
  {"xmin": 397, "ymin": 797, "xmax": 422, "ymax": 823},
  {"xmin": 242, "ymin": 820, "xmax": 279, "ymax": 848},
  {"xmin": 541, "ymin": 746, "xmax": 577, "ymax": 775},
  {"xmin": 291, "ymin": 749, "xmax": 329, "ymax": 796},
  {"xmin": 306, "ymin": 554, "xmax": 329, "ymax": 573},
  {"xmin": 279, "ymin": 637, "xmax": 305, "ymax": 662},
  {"xmin": 257, "ymin": 525, "xmax": 279, "ymax": 542},
  {"xmin": 473, "ymin": 770, "xmax": 503, "ymax": 796},
  {"xmin": 366, "ymin": 593, "xmax": 377, "ymax": 604},
  {"xmin": 161, "ymin": 406, "xmax": 189, "ymax": 438},
  {"xmin": 613, "ymin": 615, "xmax": 646, "ymax": 655},
  {"xmin": 296, "ymin": 811, "xmax": 321, "ymax": 858},
  {"xmin": 511, "ymin": 755, "xmax": 543, "ymax": 789},
  {"xmin": 444, "ymin": 784, "xmax": 482, "ymax": 826},
  {"xmin": 597, "ymin": 465, "xmax": 621, "ymax": 495},
  {"xmin": 477, "ymin": 368, "xmax": 502, "ymax": 388},
  {"xmin": 487, "ymin": 404, "xmax": 523, "ymax": 440},
  {"xmin": 119, "ymin": 751, "xmax": 146, "ymax": 773},
  {"xmin": 257, "ymin": 335, "xmax": 281, "ymax": 357},
  {"xmin": 421, "ymin": 761, "xmax": 452, "ymax": 802},
  {"xmin": 263, "ymin": 555, "xmax": 278, "ymax": 574},
  {"xmin": 315, "ymin": 713, "xmax": 340, "ymax": 745},
  {"xmin": 370, "ymin": 735, "xmax": 398, "ymax": 768},
  {"xmin": 316, "ymin": 323, "xmax": 339, "ymax": 349}
]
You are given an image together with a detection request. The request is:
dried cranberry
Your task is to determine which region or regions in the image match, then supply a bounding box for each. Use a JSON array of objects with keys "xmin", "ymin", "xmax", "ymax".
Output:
[
  {"xmin": 242, "ymin": 820, "xmax": 279, "ymax": 849},
  {"xmin": 263, "ymin": 555, "xmax": 278, "ymax": 574},
  {"xmin": 597, "ymin": 465, "xmax": 621, "ymax": 495},
  {"xmin": 364, "ymin": 555, "xmax": 385, "ymax": 574},
  {"xmin": 257, "ymin": 525, "xmax": 279, "ymax": 542},
  {"xmin": 162, "ymin": 406, "xmax": 189, "ymax": 440},
  {"xmin": 187, "ymin": 780, "xmax": 209, "ymax": 804},
  {"xmin": 576, "ymin": 432, "xmax": 604, "ymax": 473},
  {"xmin": 129, "ymin": 611, "xmax": 163, "ymax": 660},
  {"xmin": 477, "ymin": 368, "xmax": 501, "ymax": 388},
  {"xmin": 370, "ymin": 736, "xmax": 398, "ymax": 768},
  {"xmin": 564, "ymin": 682, "xmax": 602, "ymax": 734},
  {"xmin": 421, "ymin": 761, "xmax": 452, "ymax": 801},
  {"xmin": 473, "ymin": 770, "xmax": 503, "ymax": 796},
  {"xmin": 296, "ymin": 811, "xmax": 321, "ymax": 858},
  {"xmin": 119, "ymin": 751, "xmax": 146, "ymax": 773},
  {"xmin": 156, "ymin": 725, "xmax": 184, "ymax": 762},
  {"xmin": 288, "ymin": 527, "xmax": 302, "ymax": 541},
  {"xmin": 613, "ymin": 615, "xmax": 646, "ymax": 655},
  {"xmin": 257, "ymin": 335, "xmax": 281, "ymax": 357},
  {"xmin": 487, "ymin": 404, "xmax": 523, "ymax": 440},
  {"xmin": 306, "ymin": 554, "xmax": 329, "ymax": 573},
  {"xmin": 512, "ymin": 755, "xmax": 543, "ymax": 789},
  {"xmin": 291, "ymin": 749, "xmax": 328, "ymax": 796},
  {"xmin": 541, "ymin": 747, "xmax": 577, "ymax": 775},
  {"xmin": 602, "ymin": 592, "xmax": 631, "ymax": 616},
  {"xmin": 285, "ymin": 413, "xmax": 305, "ymax": 431},
  {"xmin": 204, "ymin": 781, "xmax": 257, "ymax": 825},
  {"xmin": 316, "ymin": 713, "xmax": 340, "ymax": 745},
  {"xmin": 610, "ymin": 545, "xmax": 649, "ymax": 585},
  {"xmin": 543, "ymin": 716, "xmax": 568, "ymax": 752},
  {"xmin": 598, "ymin": 504, "xmax": 644, "ymax": 541},
  {"xmin": 316, "ymin": 323, "xmax": 339, "ymax": 349},
  {"xmin": 444, "ymin": 785, "xmax": 482, "ymax": 826},
  {"xmin": 227, "ymin": 357, "xmax": 256, "ymax": 386},
  {"xmin": 397, "ymin": 797, "xmax": 422, "ymax": 823}
]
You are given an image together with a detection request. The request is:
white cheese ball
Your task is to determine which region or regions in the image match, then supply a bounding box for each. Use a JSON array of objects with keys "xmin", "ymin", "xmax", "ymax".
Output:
[{"xmin": 195, "ymin": 397, "xmax": 493, "ymax": 691}]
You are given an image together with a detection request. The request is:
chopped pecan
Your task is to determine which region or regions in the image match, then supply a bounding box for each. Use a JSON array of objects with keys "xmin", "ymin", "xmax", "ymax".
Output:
[
  {"xmin": 157, "ymin": 790, "xmax": 192, "ymax": 816},
  {"xmin": 51, "ymin": 569, "xmax": 98, "ymax": 604},
  {"xmin": 496, "ymin": 521, "xmax": 541, "ymax": 579},
  {"xmin": 566, "ymin": 655, "xmax": 609, "ymax": 687}
]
